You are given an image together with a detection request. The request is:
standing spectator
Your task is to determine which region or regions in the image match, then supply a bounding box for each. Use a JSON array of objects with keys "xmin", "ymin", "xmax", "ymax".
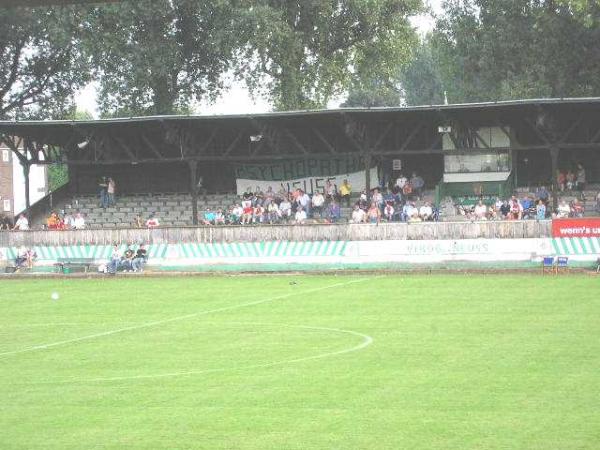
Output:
[
  {"xmin": 326, "ymin": 199, "xmax": 341, "ymax": 223},
  {"xmin": 596, "ymin": 191, "xmax": 600, "ymax": 214},
  {"xmin": 107, "ymin": 178, "xmax": 116, "ymax": 206},
  {"xmin": 576, "ymin": 163, "xmax": 586, "ymax": 198},
  {"xmin": 108, "ymin": 244, "xmax": 121, "ymax": 274},
  {"xmin": 535, "ymin": 186, "xmax": 549, "ymax": 204},
  {"xmin": 146, "ymin": 213, "xmax": 160, "ymax": 228},
  {"xmin": 410, "ymin": 172, "xmax": 425, "ymax": 199},
  {"xmin": 12, "ymin": 214, "xmax": 29, "ymax": 231},
  {"xmin": 566, "ymin": 170, "xmax": 576, "ymax": 191},
  {"xmin": 556, "ymin": 171, "xmax": 566, "ymax": 192},
  {"xmin": 339, "ymin": 179, "xmax": 352, "ymax": 207},
  {"xmin": 312, "ymin": 191, "xmax": 325, "ymax": 218},
  {"xmin": 98, "ymin": 176, "xmax": 108, "ymax": 208},
  {"xmin": 325, "ymin": 180, "xmax": 337, "ymax": 200},
  {"xmin": 295, "ymin": 206, "xmax": 307, "ymax": 224},
  {"xmin": 536, "ymin": 200, "xmax": 546, "ymax": 220},
  {"xmin": 73, "ymin": 212, "xmax": 86, "ymax": 230}
]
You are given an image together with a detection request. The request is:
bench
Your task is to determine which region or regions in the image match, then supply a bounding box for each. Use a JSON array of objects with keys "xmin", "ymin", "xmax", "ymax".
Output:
[{"xmin": 54, "ymin": 258, "xmax": 96, "ymax": 274}]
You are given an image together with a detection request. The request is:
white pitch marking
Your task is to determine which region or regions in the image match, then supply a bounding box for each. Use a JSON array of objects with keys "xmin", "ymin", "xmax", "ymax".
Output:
[
  {"xmin": 32, "ymin": 324, "xmax": 374, "ymax": 384},
  {"xmin": 0, "ymin": 277, "xmax": 369, "ymax": 358}
]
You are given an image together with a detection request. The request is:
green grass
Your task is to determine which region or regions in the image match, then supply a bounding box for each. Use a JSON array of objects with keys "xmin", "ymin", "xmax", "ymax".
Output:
[{"xmin": 1, "ymin": 274, "xmax": 599, "ymax": 449}]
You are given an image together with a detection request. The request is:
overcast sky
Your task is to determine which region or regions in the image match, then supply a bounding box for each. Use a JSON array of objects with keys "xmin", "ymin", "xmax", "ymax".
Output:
[{"xmin": 75, "ymin": 0, "xmax": 443, "ymax": 117}]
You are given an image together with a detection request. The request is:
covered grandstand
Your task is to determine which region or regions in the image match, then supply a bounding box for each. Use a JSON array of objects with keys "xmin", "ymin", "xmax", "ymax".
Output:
[{"xmin": 0, "ymin": 98, "xmax": 599, "ymax": 227}]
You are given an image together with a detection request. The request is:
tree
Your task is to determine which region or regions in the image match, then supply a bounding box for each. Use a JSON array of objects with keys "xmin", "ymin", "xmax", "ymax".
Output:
[
  {"xmin": 417, "ymin": 0, "xmax": 600, "ymax": 104},
  {"xmin": 0, "ymin": 6, "xmax": 89, "ymax": 119},
  {"xmin": 398, "ymin": 36, "xmax": 445, "ymax": 106},
  {"xmin": 82, "ymin": 0, "xmax": 241, "ymax": 116},
  {"xmin": 239, "ymin": 0, "xmax": 423, "ymax": 110}
]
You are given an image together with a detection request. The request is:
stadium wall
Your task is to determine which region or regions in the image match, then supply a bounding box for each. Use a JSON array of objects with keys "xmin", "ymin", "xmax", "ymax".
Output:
[{"xmin": 2, "ymin": 237, "xmax": 598, "ymax": 272}]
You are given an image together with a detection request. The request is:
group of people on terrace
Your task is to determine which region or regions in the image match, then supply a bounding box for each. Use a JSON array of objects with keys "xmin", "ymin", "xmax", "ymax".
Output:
[{"xmin": 197, "ymin": 172, "xmax": 432, "ymax": 226}]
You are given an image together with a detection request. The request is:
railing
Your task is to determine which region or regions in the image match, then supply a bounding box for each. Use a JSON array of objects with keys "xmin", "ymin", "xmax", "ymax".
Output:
[{"xmin": 0, "ymin": 220, "xmax": 552, "ymax": 247}]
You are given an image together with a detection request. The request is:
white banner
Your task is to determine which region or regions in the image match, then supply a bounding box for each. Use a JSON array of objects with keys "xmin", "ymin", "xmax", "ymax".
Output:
[{"xmin": 236, "ymin": 168, "xmax": 379, "ymax": 196}]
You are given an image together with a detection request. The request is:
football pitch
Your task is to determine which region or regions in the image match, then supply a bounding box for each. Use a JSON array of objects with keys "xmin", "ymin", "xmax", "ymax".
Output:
[{"xmin": 1, "ymin": 274, "xmax": 599, "ymax": 449}]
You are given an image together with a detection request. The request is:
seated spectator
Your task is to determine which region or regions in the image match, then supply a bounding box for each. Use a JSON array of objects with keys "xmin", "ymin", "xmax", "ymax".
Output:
[
  {"xmin": 241, "ymin": 201, "xmax": 253, "ymax": 224},
  {"xmin": 596, "ymin": 191, "xmax": 600, "ymax": 214},
  {"xmin": 473, "ymin": 200, "xmax": 487, "ymax": 221},
  {"xmin": 402, "ymin": 202, "xmax": 417, "ymax": 222},
  {"xmin": 145, "ymin": 213, "xmax": 160, "ymax": 228},
  {"xmin": 133, "ymin": 214, "xmax": 143, "ymax": 228},
  {"xmin": 202, "ymin": 208, "xmax": 216, "ymax": 225},
  {"xmin": 372, "ymin": 188, "xmax": 384, "ymax": 212},
  {"xmin": 419, "ymin": 202, "xmax": 434, "ymax": 221},
  {"xmin": 121, "ymin": 246, "xmax": 135, "ymax": 272},
  {"xmin": 73, "ymin": 212, "xmax": 86, "ymax": 230},
  {"xmin": 570, "ymin": 198, "xmax": 585, "ymax": 218},
  {"xmin": 14, "ymin": 246, "xmax": 36, "ymax": 270},
  {"xmin": 279, "ymin": 197, "xmax": 292, "ymax": 221},
  {"xmin": 266, "ymin": 202, "xmax": 280, "ymax": 224},
  {"xmin": 351, "ymin": 205, "xmax": 367, "ymax": 223},
  {"xmin": 395, "ymin": 174, "xmax": 408, "ymax": 191},
  {"xmin": 566, "ymin": 170, "xmax": 576, "ymax": 190},
  {"xmin": 214, "ymin": 209, "xmax": 225, "ymax": 225},
  {"xmin": 295, "ymin": 206, "xmax": 307, "ymax": 224},
  {"xmin": 298, "ymin": 190, "xmax": 311, "ymax": 217},
  {"xmin": 253, "ymin": 204, "xmax": 265, "ymax": 223},
  {"xmin": 0, "ymin": 214, "xmax": 13, "ymax": 230},
  {"xmin": 509, "ymin": 196, "xmax": 523, "ymax": 220},
  {"xmin": 132, "ymin": 244, "xmax": 148, "ymax": 272},
  {"xmin": 402, "ymin": 181, "xmax": 413, "ymax": 199},
  {"xmin": 231, "ymin": 204, "xmax": 243, "ymax": 224},
  {"xmin": 46, "ymin": 211, "xmax": 62, "ymax": 230},
  {"xmin": 367, "ymin": 203, "xmax": 381, "ymax": 224},
  {"xmin": 521, "ymin": 196, "xmax": 535, "ymax": 219},
  {"xmin": 12, "ymin": 214, "xmax": 29, "ymax": 231},
  {"xmin": 557, "ymin": 200, "xmax": 571, "ymax": 218},
  {"xmin": 326, "ymin": 199, "xmax": 341, "ymax": 223},
  {"xmin": 536, "ymin": 200, "xmax": 546, "ymax": 220},
  {"xmin": 312, "ymin": 191, "xmax": 325, "ymax": 218},
  {"xmin": 383, "ymin": 202, "xmax": 395, "ymax": 222},
  {"xmin": 63, "ymin": 211, "xmax": 75, "ymax": 230},
  {"xmin": 500, "ymin": 200, "xmax": 510, "ymax": 219}
]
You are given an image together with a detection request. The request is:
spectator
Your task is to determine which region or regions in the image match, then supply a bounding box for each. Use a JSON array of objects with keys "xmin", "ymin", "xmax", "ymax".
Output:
[
  {"xmin": 571, "ymin": 198, "xmax": 584, "ymax": 218},
  {"xmin": 121, "ymin": 246, "xmax": 135, "ymax": 272},
  {"xmin": 358, "ymin": 189, "xmax": 368, "ymax": 209},
  {"xmin": 383, "ymin": 202, "xmax": 395, "ymax": 222},
  {"xmin": 473, "ymin": 200, "xmax": 487, "ymax": 221},
  {"xmin": 73, "ymin": 212, "xmax": 86, "ymax": 230},
  {"xmin": 279, "ymin": 196, "xmax": 292, "ymax": 221},
  {"xmin": 106, "ymin": 244, "xmax": 121, "ymax": 274},
  {"xmin": 521, "ymin": 196, "xmax": 534, "ymax": 219},
  {"xmin": 12, "ymin": 214, "xmax": 29, "ymax": 231},
  {"xmin": 214, "ymin": 209, "xmax": 225, "ymax": 225},
  {"xmin": 536, "ymin": 200, "xmax": 546, "ymax": 220},
  {"xmin": 410, "ymin": 172, "xmax": 425, "ymax": 199},
  {"xmin": 46, "ymin": 211, "xmax": 63, "ymax": 230},
  {"xmin": 295, "ymin": 206, "xmax": 307, "ymax": 224},
  {"xmin": 202, "ymin": 208, "xmax": 216, "ymax": 225},
  {"xmin": 312, "ymin": 191, "xmax": 325, "ymax": 218},
  {"xmin": 326, "ymin": 199, "xmax": 341, "ymax": 223},
  {"xmin": 500, "ymin": 200, "xmax": 511, "ymax": 219},
  {"xmin": 566, "ymin": 170, "xmax": 576, "ymax": 190},
  {"xmin": 0, "ymin": 214, "xmax": 13, "ymax": 230},
  {"xmin": 509, "ymin": 196, "xmax": 523, "ymax": 220},
  {"xmin": 299, "ymin": 190, "xmax": 311, "ymax": 217},
  {"xmin": 253, "ymin": 204, "xmax": 265, "ymax": 223},
  {"xmin": 351, "ymin": 205, "xmax": 367, "ymax": 223},
  {"xmin": 15, "ymin": 246, "xmax": 35, "ymax": 270},
  {"xmin": 536, "ymin": 187, "xmax": 549, "ymax": 205},
  {"xmin": 419, "ymin": 202, "xmax": 434, "ymax": 221},
  {"xmin": 324, "ymin": 180, "xmax": 337, "ymax": 200},
  {"xmin": 98, "ymin": 176, "xmax": 108, "ymax": 208},
  {"xmin": 63, "ymin": 211, "xmax": 75, "ymax": 229},
  {"xmin": 107, "ymin": 178, "xmax": 116, "ymax": 206},
  {"xmin": 596, "ymin": 191, "xmax": 600, "ymax": 214},
  {"xmin": 132, "ymin": 244, "xmax": 148, "ymax": 272},
  {"xmin": 576, "ymin": 163, "xmax": 586, "ymax": 198},
  {"xmin": 395, "ymin": 173, "xmax": 408, "ymax": 191},
  {"xmin": 556, "ymin": 171, "xmax": 566, "ymax": 192},
  {"xmin": 367, "ymin": 203, "xmax": 381, "ymax": 224},
  {"xmin": 145, "ymin": 213, "xmax": 160, "ymax": 228},
  {"xmin": 339, "ymin": 179, "xmax": 352, "ymax": 207},
  {"xmin": 133, "ymin": 214, "xmax": 143, "ymax": 228},
  {"xmin": 557, "ymin": 200, "xmax": 571, "ymax": 218},
  {"xmin": 372, "ymin": 188, "xmax": 384, "ymax": 212}
]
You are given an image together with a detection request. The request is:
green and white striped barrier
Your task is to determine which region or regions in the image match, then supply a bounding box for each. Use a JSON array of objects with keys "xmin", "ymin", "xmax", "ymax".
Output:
[{"xmin": 552, "ymin": 238, "xmax": 600, "ymax": 256}]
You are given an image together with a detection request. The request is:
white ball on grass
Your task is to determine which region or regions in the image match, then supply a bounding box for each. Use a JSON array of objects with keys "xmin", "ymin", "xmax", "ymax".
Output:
[{"xmin": 51, "ymin": 292, "xmax": 60, "ymax": 301}]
